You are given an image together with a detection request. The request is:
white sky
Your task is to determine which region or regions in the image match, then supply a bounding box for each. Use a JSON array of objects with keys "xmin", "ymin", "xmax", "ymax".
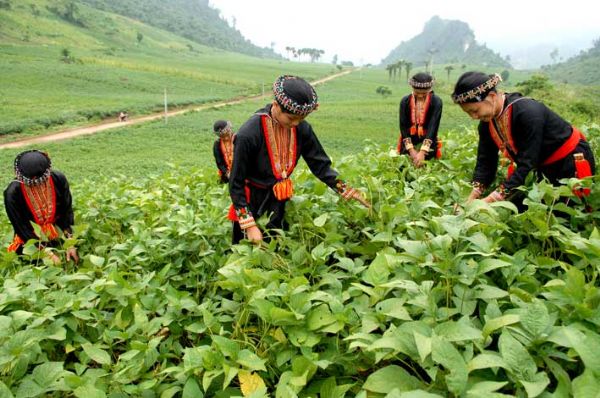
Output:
[{"xmin": 208, "ymin": 0, "xmax": 599, "ymax": 65}]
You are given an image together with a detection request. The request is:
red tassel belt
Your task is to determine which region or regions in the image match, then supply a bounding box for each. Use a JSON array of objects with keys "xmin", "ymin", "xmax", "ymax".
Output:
[{"xmin": 543, "ymin": 127, "xmax": 585, "ymax": 166}]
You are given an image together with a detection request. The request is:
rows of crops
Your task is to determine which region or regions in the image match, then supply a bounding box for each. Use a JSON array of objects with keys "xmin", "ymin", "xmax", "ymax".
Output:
[{"xmin": 1, "ymin": 123, "xmax": 599, "ymax": 396}]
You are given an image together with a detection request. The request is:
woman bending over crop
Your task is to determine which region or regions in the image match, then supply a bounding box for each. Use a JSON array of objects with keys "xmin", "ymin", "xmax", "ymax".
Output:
[
  {"xmin": 453, "ymin": 71, "xmax": 595, "ymax": 208},
  {"xmin": 228, "ymin": 75, "xmax": 369, "ymax": 243},
  {"xmin": 4, "ymin": 150, "xmax": 79, "ymax": 264}
]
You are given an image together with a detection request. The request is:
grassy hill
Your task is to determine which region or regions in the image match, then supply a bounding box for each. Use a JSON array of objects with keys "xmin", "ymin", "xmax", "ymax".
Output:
[
  {"xmin": 544, "ymin": 38, "xmax": 600, "ymax": 85},
  {"xmin": 382, "ymin": 16, "xmax": 511, "ymax": 69},
  {"xmin": 0, "ymin": 0, "xmax": 336, "ymax": 137},
  {"xmin": 78, "ymin": 0, "xmax": 278, "ymax": 58}
]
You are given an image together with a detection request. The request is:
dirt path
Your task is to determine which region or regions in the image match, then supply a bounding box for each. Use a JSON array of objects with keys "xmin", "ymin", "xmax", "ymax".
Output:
[{"xmin": 0, "ymin": 69, "xmax": 354, "ymax": 150}]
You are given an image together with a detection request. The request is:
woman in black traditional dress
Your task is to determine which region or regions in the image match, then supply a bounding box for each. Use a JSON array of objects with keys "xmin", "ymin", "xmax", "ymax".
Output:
[
  {"xmin": 229, "ymin": 75, "xmax": 369, "ymax": 243},
  {"xmin": 398, "ymin": 72, "xmax": 443, "ymax": 167},
  {"xmin": 4, "ymin": 150, "xmax": 79, "ymax": 263},
  {"xmin": 452, "ymin": 71, "xmax": 595, "ymax": 206},
  {"xmin": 213, "ymin": 120, "xmax": 235, "ymax": 184}
]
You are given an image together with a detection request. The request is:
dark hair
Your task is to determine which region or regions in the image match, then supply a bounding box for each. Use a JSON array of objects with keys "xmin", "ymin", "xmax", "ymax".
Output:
[
  {"xmin": 452, "ymin": 71, "xmax": 499, "ymax": 103},
  {"xmin": 412, "ymin": 72, "xmax": 433, "ymax": 83},
  {"xmin": 14, "ymin": 150, "xmax": 52, "ymax": 185},
  {"xmin": 273, "ymin": 75, "xmax": 318, "ymax": 115},
  {"xmin": 213, "ymin": 120, "xmax": 229, "ymax": 132}
]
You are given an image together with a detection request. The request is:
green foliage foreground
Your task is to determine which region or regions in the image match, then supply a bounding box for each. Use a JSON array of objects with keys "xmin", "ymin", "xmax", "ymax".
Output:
[{"xmin": 1, "ymin": 130, "xmax": 600, "ymax": 397}]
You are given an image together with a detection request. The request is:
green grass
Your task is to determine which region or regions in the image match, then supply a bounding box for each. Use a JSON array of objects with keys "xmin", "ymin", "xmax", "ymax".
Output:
[{"xmin": 0, "ymin": 0, "xmax": 337, "ymax": 136}]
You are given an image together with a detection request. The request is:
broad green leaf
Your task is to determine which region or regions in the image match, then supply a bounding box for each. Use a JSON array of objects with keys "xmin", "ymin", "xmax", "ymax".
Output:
[
  {"xmin": 413, "ymin": 332, "xmax": 431, "ymax": 363},
  {"xmin": 431, "ymin": 337, "xmax": 468, "ymax": 395},
  {"xmin": 306, "ymin": 304, "xmax": 336, "ymax": 330},
  {"xmin": 482, "ymin": 314, "xmax": 520, "ymax": 339},
  {"xmin": 520, "ymin": 301, "xmax": 550, "ymax": 338},
  {"xmin": 521, "ymin": 372, "xmax": 550, "ymax": 398},
  {"xmin": 376, "ymin": 298, "xmax": 412, "ymax": 320},
  {"xmin": 32, "ymin": 362, "xmax": 64, "ymax": 388},
  {"xmin": 498, "ymin": 331, "xmax": 536, "ymax": 381},
  {"xmin": 435, "ymin": 320, "xmax": 482, "ymax": 342},
  {"xmin": 212, "ymin": 335, "xmax": 240, "ymax": 358},
  {"xmin": 237, "ymin": 349, "xmax": 266, "ymax": 371},
  {"xmin": 362, "ymin": 365, "xmax": 422, "ymax": 393},
  {"xmin": 468, "ymin": 353, "xmax": 507, "ymax": 372},
  {"xmin": 82, "ymin": 344, "xmax": 111, "ymax": 365},
  {"xmin": 182, "ymin": 377, "xmax": 203, "ymax": 398},
  {"xmin": 0, "ymin": 381, "xmax": 14, "ymax": 398},
  {"xmin": 572, "ymin": 368, "xmax": 600, "ymax": 398},
  {"xmin": 313, "ymin": 214, "xmax": 328, "ymax": 227},
  {"xmin": 74, "ymin": 384, "xmax": 106, "ymax": 398},
  {"xmin": 466, "ymin": 380, "xmax": 508, "ymax": 394}
]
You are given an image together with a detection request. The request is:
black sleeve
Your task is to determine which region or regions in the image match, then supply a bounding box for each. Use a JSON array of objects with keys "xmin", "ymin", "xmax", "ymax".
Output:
[
  {"xmin": 473, "ymin": 123, "xmax": 499, "ymax": 187},
  {"xmin": 399, "ymin": 96, "xmax": 411, "ymax": 140},
  {"xmin": 502, "ymin": 104, "xmax": 545, "ymax": 191},
  {"xmin": 229, "ymin": 133, "xmax": 254, "ymax": 211},
  {"xmin": 53, "ymin": 172, "xmax": 74, "ymax": 234},
  {"xmin": 300, "ymin": 124, "xmax": 339, "ymax": 190},
  {"xmin": 213, "ymin": 140, "xmax": 229, "ymax": 176},
  {"xmin": 3, "ymin": 182, "xmax": 37, "ymax": 242},
  {"xmin": 425, "ymin": 96, "xmax": 442, "ymax": 142}
]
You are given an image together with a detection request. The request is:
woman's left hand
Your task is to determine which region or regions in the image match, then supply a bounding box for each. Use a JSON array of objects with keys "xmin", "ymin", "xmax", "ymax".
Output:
[
  {"xmin": 66, "ymin": 247, "xmax": 79, "ymax": 263},
  {"xmin": 413, "ymin": 151, "xmax": 426, "ymax": 168}
]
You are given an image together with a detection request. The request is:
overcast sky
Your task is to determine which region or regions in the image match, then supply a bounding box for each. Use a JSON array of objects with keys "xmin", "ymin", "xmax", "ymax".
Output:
[{"xmin": 208, "ymin": 0, "xmax": 598, "ymax": 66}]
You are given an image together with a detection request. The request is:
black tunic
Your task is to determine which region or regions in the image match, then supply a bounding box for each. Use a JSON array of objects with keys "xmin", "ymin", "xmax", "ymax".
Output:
[
  {"xmin": 399, "ymin": 92, "xmax": 443, "ymax": 158},
  {"xmin": 229, "ymin": 104, "xmax": 339, "ymax": 216},
  {"xmin": 4, "ymin": 171, "xmax": 74, "ymax": 242},
  {"xmin": 473, "ymin": 92, "xmax": 595, "ymax": 192},
  {"xmin": 213, "ymin": 138, "xmax": 231, "ymax": 182}
]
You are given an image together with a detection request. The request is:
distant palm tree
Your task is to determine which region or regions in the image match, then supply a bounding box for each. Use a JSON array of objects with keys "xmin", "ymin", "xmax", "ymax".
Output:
[
  {"xmin": 395, "ymin": 60, "xmax": 404, "ymax": 82},
  {"xmin": 404, "ymin": 62, "xmax": 412, "ymax": 81},
  {"xmin": 444, "ymin": 65, "xmax": 455, "ymax": 81},
  {"xmin": 386, "ymin": 64, "xmax": 393, "ymax": 81}
]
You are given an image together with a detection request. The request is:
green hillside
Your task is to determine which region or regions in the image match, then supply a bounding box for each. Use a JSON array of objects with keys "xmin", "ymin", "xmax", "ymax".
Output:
[
  {"xmin": 0, "ymin": 0, "xmax": 335, "ymax": 138},
  {"xmin": 78, "ymin": 0, "xmax": 278, "ymax": 58},
  {"xmin": 545, "ymin": 38, "xmax": 600, "ymax": 85},
  {"xmin": 382, "ymin": 16, "xmax": 511, "ymax": 69}
]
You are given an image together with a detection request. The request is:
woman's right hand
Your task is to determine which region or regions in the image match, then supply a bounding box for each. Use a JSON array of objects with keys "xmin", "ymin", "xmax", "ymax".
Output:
[{"xmin": 245, "ymin": 225, "xmax": 263, "ymax": 243}]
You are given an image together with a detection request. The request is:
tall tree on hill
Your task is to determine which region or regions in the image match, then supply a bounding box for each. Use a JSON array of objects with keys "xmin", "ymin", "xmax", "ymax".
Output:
[
  {"xmin": 404, "ymin": 62, "xmax": 412, "ymax": 81},
  {"xmin": 427, "ymin": 47, "xmax": 439, "ymax": 73},
  {"xmin": 444, "ymin": 65, "xmax": 454, "ymax": 81},
  {"xmin": 395, "ymin": 60, "xmax": 404, "ymax": 82},
  {"xmin": 386, "ymin": 64, "xmax": 393, "ymax": 81}
]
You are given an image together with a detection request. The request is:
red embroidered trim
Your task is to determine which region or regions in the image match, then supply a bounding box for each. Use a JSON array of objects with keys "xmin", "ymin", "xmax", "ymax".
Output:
[
  {"xmin": 409, "ymin": 92, "xmax": 431, "ymax": 138},
  {"xmin": 261, "ymin": 115, "xmax": 297, "ymax": 180}
]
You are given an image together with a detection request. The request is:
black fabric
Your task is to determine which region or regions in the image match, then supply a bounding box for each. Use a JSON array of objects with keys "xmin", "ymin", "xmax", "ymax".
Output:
[
  {"xmin": 473, "ymin": 93, "xmax": 596, "ymax": 191},
  {"xmin": 231, "ymin": 185, "xmax": 288, "ymax": 244},
  {"xmin": 282, "ymin": 78, "xmax": 314, "ymax": 107},
  {"xmin": 411, "ymin": 72, "xmax": 433, "ymax": 84},
  {"xmin": 453, "ymin": 71, "xmax": 496, "ymax": 103},
  {"xmin": 229, "ymin": 104, "xmax": 339, "ymax": 213},
  {"xmin": 16, "ymin": 151, "xmax": 50, "ymax": 179},
  {"xmin": 4, "ymin": 171, "xmax": 74, "ymax": 242},
  {"xmin": 398, "ymin": 92, "xmax": 443, "ymax": 159},
  {"xmin": 213, "ymin": 139, "xmax": 229, "ymax": 182}
]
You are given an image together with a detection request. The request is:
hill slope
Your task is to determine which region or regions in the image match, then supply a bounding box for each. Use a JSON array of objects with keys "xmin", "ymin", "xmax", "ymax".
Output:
[
  {"xmin": 544, "ymin": 38, "xmax": 600, "ymax": 85},
  {"xmin": 0, "ymin": 0, "xmax": 334, "ymax": 137},
  {"xmin": 78, "ymin": 0, "xmax": 277, "ymax": 58},
  {"xmin": 382, "ymin": 16, "xmax": 511, "ymax": 69}
]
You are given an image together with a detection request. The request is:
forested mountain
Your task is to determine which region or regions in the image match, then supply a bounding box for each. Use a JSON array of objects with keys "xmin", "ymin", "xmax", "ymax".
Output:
[
  {"xmin": 544, "ymin": 38, "xmax": 600, "ymax": 85},
  {"xmin": 78, "ymin": 0, "xmax": 278, "ymax": 58},
  {"xmin": 382, "ymin": 16, "xmax": 510, "ymax": 68}
]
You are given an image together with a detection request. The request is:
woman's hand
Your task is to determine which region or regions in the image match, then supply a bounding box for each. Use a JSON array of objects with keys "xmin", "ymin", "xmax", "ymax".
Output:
[
  {"xmin": 413, "ymin": 151, "xmax": 426, "ymax": 168},
  {"xmin": 245, "ymin": 225, "xmax": 263, "ymax": 243},
  {"xmin": 66, "ymin": 247, "xmax": 79, "ymax": 263}
]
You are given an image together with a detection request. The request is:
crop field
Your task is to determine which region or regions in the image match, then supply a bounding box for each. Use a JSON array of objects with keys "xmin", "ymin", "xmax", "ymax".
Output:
[{"xmin": 1, "ymin": 59, "xmax": 600, "ymax": 396}]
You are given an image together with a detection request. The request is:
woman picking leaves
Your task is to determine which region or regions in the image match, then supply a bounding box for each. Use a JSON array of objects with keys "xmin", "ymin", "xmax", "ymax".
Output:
[
  {"xmin": 452, "ymin": 71, "xmax": 595, "ymax": 208},
  {"xmin": 229, "ymin": 75, "xmax": 369, "ymax": 243}
]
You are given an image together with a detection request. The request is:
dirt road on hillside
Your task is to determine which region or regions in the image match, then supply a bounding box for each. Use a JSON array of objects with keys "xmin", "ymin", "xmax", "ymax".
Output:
[{"xmin": 0, "ymin": 69, "xmax": 354, "ymax": 149}]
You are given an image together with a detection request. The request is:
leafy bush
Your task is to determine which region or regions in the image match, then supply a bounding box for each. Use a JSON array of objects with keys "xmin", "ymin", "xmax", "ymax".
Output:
[
  {"xmin": 516, "ymin": 74, "xmax": 553, "ymax": 95},
  {"xmin": 375, "ymin": 86, "xmax": 392, "ymax": 97}
]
